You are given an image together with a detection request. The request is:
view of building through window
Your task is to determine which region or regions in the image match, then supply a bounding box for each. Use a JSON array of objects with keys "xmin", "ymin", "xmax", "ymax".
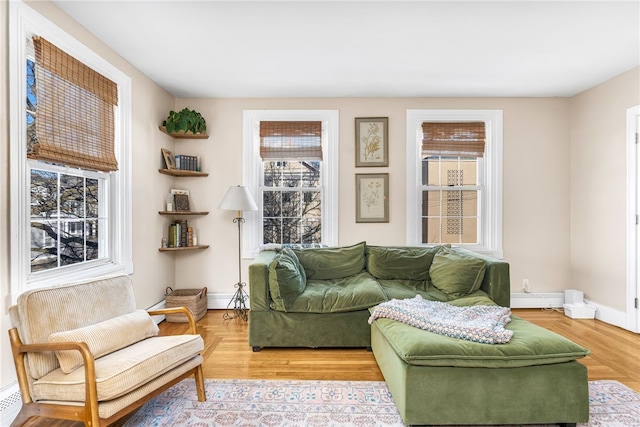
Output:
[
  {"xmin": 30, "ymin": 170, "xmax": 102, "ymax": 272},
  {"xmin": 262, "ymin": 160, "xmax": 322, "ymax": 244},
  {"xmin": 422, "ymin": 156, "xmax": 479, "ymax": 244}
]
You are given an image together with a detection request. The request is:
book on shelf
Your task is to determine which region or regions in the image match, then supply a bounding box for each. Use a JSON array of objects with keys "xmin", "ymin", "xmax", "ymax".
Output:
[
  {"xmin": 174, "ymin": 154, "xmax": 199, "ymax": 171},
  {"xmin": 167, "ymin": 219, "xmax": 190, "ymax": 248}
]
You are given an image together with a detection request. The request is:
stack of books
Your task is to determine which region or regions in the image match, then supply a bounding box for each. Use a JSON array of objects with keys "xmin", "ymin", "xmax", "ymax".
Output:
[
  {"xmin": 167, "ymin": 220, "xmax": 195, "ymax": 248},
  {"xmin": 174, "ymin": 155, "xmax": 200, "ymax": 172}
]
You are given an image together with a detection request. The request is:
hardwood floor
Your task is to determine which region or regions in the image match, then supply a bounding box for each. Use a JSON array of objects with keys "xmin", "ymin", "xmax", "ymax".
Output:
[
  {"xmin": 19, "ymin": 308, "xmax": 640, "ymax": 426},
  {"xmin": 173, "ymin": 308, "xmax": 640, "ymax": 391}
]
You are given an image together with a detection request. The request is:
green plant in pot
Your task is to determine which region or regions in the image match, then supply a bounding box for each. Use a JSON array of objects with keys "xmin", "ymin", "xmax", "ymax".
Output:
[{"xmin": 162, "ymin": 108, "xmax": 207, "ymax": 135}]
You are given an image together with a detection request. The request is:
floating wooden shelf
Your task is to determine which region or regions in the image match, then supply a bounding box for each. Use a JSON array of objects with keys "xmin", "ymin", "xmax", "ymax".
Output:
[
  {"xmin": 158, "ymin": 169, "xmax": 209, "ymax": 177},
  {"xmin": 159, "ymin": 211, "xmax": 209, "ymax": 216},
  {"xmin": 159, "ymin": 245, "xmax": 209, "ymax": 252},
  {"xmin": 159, "ymin": 126, "xmax": 209, "ymax": 139}
]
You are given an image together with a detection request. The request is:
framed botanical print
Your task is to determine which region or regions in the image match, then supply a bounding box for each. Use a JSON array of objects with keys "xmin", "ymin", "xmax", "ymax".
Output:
[
  {"xmin": 355, "ymin": 117, "xmax": 389, "ymax": 167},
  {"xmin": 356, "ymin": 173, "xmax": 389, "ymax": 223}
]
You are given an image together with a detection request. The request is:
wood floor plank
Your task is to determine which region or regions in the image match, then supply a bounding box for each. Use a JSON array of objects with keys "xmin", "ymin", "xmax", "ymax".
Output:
[{"xmin": 19, "ymin": 308, "xmax": 640, "ymax": 426}]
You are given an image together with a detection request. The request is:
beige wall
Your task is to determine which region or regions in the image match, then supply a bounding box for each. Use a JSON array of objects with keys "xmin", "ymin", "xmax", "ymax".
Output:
[
  {"xmin": 173, "ymin": 97, "xmax": 573, "ymax": 298},
  {"xmin": 570, "ymin": 67, "xmax": 640, "ymax": 312}
]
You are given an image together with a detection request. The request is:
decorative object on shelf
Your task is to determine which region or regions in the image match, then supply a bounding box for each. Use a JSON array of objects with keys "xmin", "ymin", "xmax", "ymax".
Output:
[
  {"xmin": 161, "ymin": 108, "xmax": 207, "ymax": 136},
  {"xmin": 174, "ymin": 194, "xmax": 190, "ymax": 212},
  {"xmin": 218, "ymin": 185, "xmax": 258, "ymax": 321},
  {"xmin": 161, "ymin": 148, "xmax": 176, "ymax": 170},
  {"xmin": 165, "ymin": 192, "xmax": 174, "ymax": 211},
  {"xmin": 355, "ymin": 117, "xmax": 389, "ymax": 167},
  {"xmin": 356, "ymin": 173, "xmax": 389, "ymax": 223}
]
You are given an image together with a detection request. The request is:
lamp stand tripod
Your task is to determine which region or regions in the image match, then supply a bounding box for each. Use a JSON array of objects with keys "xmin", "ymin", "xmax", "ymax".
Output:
[{"xmin": 223, "ymin": 215, "xmax": 249, "ymax": 321}]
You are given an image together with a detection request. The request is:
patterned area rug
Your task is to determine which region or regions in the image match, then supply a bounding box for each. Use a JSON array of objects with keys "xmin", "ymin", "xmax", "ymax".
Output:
[{"xmin": 123, "ymin": 379, "xmax": 640, "ymax": 426}]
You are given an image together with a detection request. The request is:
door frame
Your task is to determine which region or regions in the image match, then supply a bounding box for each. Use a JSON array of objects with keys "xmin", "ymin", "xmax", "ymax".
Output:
[{"xmin": 626, "ymin": 105, "xmax": 640, "ymax": 333}]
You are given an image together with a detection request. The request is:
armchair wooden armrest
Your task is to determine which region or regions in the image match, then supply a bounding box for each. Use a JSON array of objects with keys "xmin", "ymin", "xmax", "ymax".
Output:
[
  {"xmin": 8, "ymin": 328, "xmax": 101, "ymax": 426},
  {"xmin": 148, "ymin": 306, "xmax": 198, "ymax": 334}
]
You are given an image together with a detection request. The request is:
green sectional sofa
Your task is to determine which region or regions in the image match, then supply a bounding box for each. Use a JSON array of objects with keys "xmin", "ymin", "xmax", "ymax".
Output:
[
  {"xmin": 249, "ymin": 242, "xmax": 510, "ymax": 350},
  {"xmin": 248, "ymin": 242, "xmax": 590, "ymax": 426}
]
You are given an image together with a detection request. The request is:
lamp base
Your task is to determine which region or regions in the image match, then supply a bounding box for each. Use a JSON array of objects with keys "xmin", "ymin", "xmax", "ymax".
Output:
[{"xmin": 223, "ymin": 282, "xmax": 249, "ymax": 321}]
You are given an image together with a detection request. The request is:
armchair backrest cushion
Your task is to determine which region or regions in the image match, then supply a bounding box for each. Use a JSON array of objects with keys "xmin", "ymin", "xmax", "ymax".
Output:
[{"xmin": 9, "ymin": 275, "xmax": 137, "ymax": 379}]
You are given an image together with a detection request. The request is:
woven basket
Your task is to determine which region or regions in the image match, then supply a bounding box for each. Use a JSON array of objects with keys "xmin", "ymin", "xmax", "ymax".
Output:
[{"xmin": 164, "ymin": 287, "xmax": 208, "ymax": 322}]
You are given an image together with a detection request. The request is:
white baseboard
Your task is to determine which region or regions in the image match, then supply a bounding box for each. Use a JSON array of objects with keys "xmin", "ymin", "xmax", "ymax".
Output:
[
  {"xmin": 584, "ymin": 299, "xmax": 627, "ymax": 330},
  {"xmin": 0, "ymin": 383, "xmax": 21, "ymax": 426},
  {"xmin": 150, "ymin": 293, "xmax": 250, "ymax": 315},
  {"xmin": 511, "ymin": 292, "xmax": 564, "ymax": 309},
  {"xmin": 207, "ymin": 293, "xmax": 250, "ymax": 310}
]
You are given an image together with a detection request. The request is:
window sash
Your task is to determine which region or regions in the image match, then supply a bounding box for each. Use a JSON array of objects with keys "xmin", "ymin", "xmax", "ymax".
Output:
[{"xmin": 29, "ymin": 163, "xmax": 108, "ymax": 274}]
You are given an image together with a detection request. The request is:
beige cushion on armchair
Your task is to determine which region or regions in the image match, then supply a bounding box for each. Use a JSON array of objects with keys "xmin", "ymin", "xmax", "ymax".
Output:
[{"xmin": 49, "ymin": 309, "xmax": 160, "ymax": 373}]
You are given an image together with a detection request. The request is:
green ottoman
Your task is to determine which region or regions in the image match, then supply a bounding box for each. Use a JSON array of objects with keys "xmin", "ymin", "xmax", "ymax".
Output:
[{"xmin": 370, "ymin": 315, "xmax": 590, "ymax": 426}]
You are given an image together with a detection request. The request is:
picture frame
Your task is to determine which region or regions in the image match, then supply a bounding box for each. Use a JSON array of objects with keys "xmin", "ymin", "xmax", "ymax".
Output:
[
  {"xmin": 356, "ymin": 173, "xmax": 389, "ymax": 223},
  {"xmin": 355, "ymin": 117, "xmax": 389, "ymax": 167},
  {"xmin": 161, "ymin": 148, "xmax": 176, "ymax": 170},
  {"xmin": 173, "ymin": 194, "xmax": 190, "ymax": 212}
]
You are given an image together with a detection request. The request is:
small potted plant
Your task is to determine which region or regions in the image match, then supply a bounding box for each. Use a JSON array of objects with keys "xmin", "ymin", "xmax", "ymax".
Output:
[{"xmin": 161, "ymin": 108, "xmax": 207, "ymax": 136}]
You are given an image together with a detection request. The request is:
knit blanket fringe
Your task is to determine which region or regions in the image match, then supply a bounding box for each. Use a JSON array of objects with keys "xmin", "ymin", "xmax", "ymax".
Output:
[{"xmin": 368, "ymin": 295, "xmax": 514, "ymax": 344}]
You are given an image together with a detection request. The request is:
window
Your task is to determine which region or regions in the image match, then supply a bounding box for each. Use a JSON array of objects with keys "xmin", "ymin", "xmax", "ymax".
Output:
[
  {"xmin": 261, "ymin": 121, "xmax": 323, "ymax": 245},
  {"xmin": 243, "ymin": 110, "xmax": 339, "ymax": 257},
  {"xmin": 406, "ymin": 110, "xmax": 503, "ymax": 257},
  {"xmin": 10, "ymin": 1, "xmax": 132, "ymax": 298}
]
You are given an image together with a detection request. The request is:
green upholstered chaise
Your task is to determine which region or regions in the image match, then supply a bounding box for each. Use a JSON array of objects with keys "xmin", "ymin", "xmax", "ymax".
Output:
[{"xmin": 248, "ymin": 243, "xmax": 590, "ymax": 426}]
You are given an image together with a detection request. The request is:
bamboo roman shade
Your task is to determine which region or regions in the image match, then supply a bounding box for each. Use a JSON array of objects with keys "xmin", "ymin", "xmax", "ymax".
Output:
[
  {"xmin": 259, "ymin": 121, "xmax": 323, "ymax": 160},
  {"xmin": 422, "ymin": 122, "xmax": 486, "ymax": 158},
  {"xmin": 30, "ymin": 36, "xmax": 119, "ymax": 172}
]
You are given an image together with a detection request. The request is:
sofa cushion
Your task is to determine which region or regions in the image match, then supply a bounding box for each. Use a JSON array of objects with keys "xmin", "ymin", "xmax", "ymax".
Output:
[
  {"xmin": 287, "ymin": 272, "xmax": 387, "ymax": 313},
  {"xmin": 429, "ymin": 247, "xmax": 486, "ymax": 298},
  {"xmin": 49, "ymin": 310, "xmax": 159, "ymax": 373},
  {"xmin": 366, "ymin": 246, "xmax": 442, "ymax": 281},
  {"xmin": 371, "ymin": 314, "xmax": 590, "ymax": 368},
  {"xmin": 268, "ymin": 248, "xmax": 307, "ymax": 312},
  {"xmin": 33, "ymin": 334, "xmax": 204, "ymax": 402},
  {"xmin": 294, "ymin": 242, "xmax": 366, "ymax": 280}
]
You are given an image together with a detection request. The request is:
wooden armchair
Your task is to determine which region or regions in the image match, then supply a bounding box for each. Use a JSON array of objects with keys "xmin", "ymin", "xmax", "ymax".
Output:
[{"xmin": 7, "ymin": 275, "xmax": 206, "ymax": 427}]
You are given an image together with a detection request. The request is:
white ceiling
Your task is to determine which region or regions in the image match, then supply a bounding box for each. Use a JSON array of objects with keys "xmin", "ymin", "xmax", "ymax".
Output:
[{"xmin": 52, "ymin": 0, "xmax": 640, "ymax": 98}]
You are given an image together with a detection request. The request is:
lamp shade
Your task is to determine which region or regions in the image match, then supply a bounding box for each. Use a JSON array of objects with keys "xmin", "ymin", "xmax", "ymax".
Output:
[{"xmin": 218, "ymin": 185, "xmax": 258, "ymax": 212}]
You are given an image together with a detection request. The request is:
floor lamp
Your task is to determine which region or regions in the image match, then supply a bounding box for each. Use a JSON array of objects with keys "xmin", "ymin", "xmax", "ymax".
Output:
[{"xmin": 219, "ymin": 185, "xmax": 258, "ymax": 321}]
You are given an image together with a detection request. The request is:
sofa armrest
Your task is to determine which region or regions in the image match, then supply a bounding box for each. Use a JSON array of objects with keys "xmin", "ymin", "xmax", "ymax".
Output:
[
  {"xmin": 249, "ymin": 250, "xmax": 278, "ymax": 312},
  {"xmin": 453, "ymin": 248, "xmax": 511, "ymax": 307},
  {"xmin": 148, "ymin": 307, "xmax": 198, "ymax": 334}
]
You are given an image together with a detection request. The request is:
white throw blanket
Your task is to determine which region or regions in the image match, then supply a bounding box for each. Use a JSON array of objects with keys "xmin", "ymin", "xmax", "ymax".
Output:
[{"xmin": 368, "ymin": 295, "xmax": 513, "ymax": 344}]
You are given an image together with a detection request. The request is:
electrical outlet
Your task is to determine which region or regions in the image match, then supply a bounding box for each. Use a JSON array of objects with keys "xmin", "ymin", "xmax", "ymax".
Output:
[{"xmin": 522, "ymin": 279, "xmax": 530, "ymax": 293}]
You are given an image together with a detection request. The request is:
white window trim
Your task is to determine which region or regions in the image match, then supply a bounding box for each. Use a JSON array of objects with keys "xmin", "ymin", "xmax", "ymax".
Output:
[
  {"xmin": 9, "ymin": 1, "xmax": 132, "ymax": 302},
  {"xmin": 243, "ymin": 110, "xmax": 339, "ymax": 258},
  {"xmin": 406, "ymin": 109, "xmax": 503, "ymax": 258}
]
